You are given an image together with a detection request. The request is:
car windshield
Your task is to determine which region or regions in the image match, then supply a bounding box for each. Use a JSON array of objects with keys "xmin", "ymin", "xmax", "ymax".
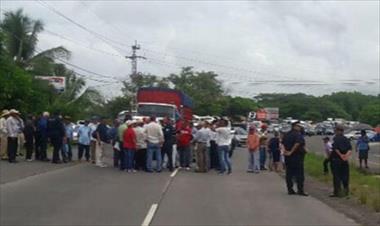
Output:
[
  {"xmin": 137, "ymin": 104, "xmax": 175, "ymax": 118},
  {"xmin": 235, "ymin": 127, "xmax": 248, "ymax": 135}
]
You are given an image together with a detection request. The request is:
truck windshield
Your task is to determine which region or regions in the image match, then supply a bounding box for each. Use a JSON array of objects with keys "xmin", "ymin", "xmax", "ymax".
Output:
[{"xmin": 137, "ymin": 105, "xmax": 175, "ymax": 118}]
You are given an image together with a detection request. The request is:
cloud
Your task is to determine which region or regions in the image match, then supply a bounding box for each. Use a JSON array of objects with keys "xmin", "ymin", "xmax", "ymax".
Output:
[{"xmin": 2, "ymin": 0, "xmax": 379, "ymax": 98}]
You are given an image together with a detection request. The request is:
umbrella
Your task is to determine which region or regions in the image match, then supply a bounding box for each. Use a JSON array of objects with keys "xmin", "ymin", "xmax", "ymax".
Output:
[{"xmin": 351, "ymin": 123, "xmax": 373, "ymax": 131}]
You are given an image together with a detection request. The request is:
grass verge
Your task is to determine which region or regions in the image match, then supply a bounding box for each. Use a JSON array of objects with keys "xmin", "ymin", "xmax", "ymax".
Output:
[{"xmin": 304, "ymin": 152, "xmax": 380, "ymax": 212}]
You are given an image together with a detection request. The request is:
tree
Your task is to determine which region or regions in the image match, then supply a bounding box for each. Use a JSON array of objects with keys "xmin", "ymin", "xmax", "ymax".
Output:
[
  {"xmin": 169, "ymin": 67, "xmax": 225, "ymax": 115},
  {"xmin": 122, "ymin": 73, "xmax": 169, "ymax": 96},
  {"xmin": 359, "ymin": 102, "xmax": 380, "ymax": 126},
  {"xmin": 1, "ymin": 8, "xmax": 70, "ymax": 73}
]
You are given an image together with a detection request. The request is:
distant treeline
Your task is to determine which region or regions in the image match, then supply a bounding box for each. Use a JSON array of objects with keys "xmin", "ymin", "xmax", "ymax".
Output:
[{"xmin": 256, "ymin": 92, "xmax": 380, "ymax": 126}]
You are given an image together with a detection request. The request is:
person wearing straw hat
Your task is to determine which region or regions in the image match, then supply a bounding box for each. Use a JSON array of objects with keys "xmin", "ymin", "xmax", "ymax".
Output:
[
  {"xmin": 0, "ymin": 110, "xmax": 10, "ymax": 160},
  {"xmin": 6, "ymin": 109, "xmax": 22, "ymax": 163}
]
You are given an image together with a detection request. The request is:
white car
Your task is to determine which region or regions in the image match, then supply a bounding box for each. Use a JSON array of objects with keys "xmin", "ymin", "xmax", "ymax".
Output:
[{"xmin": 344, "ymin": 130, "xmax": 375, "ymax": 140}]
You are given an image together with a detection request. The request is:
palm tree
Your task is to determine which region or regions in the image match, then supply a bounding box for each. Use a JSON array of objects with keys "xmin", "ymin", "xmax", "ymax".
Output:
[{"xmin": 0, "ymin": 8, "xmax": 70, "ymax": 73}]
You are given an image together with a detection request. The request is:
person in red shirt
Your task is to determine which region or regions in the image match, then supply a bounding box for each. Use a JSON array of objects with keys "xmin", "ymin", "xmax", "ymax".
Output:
[
  {"xmin": 123, "ymin": 121, "xmax": 137, "ymax": 172},
  {"xmin": 177, "ymin": 120, "xmax": 193, "ymax": 170}
]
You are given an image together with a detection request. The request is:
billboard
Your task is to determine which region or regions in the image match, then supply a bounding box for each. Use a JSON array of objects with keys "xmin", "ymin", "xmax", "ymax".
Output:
[
  {"xmin": 35, "ymin": 76, "xmax": 66, "ymax": 92},
  {"xmin": 256, "ymin": 108, "xmax": 279, "ymax": 121},
  {"xmin": 264, "ymin": 107, "xmax": 279, "ymax": 120}
]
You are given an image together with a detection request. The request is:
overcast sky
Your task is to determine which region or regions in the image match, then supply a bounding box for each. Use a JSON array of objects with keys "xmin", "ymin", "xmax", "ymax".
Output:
[{"xmin": 2, "ymin": 0, "xmax": 379, "ymax": 98}]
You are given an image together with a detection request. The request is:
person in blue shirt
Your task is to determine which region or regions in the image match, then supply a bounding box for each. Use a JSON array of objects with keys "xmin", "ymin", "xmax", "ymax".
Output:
[
  {"xmin": 78, "ymin": 120, "xmax": 92, "ymax": 162},
  {"xmin": 356, "ymin": 130, "xmax": 370, "ymax": 169},
  {"xmin": 35, "ymin": 112, "xmax": 50, "ymax": 161}
]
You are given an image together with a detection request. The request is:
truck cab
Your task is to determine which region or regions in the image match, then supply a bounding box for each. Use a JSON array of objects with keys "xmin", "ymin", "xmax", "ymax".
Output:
[{"xmin": 136, "ymin": 102, "xmax": 180, "ymax": 122}]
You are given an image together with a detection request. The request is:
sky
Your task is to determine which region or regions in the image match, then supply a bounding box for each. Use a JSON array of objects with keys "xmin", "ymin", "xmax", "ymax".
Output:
[{"xmin": 1, "ymin": 0, "xmax": 379, "ymax": 99}]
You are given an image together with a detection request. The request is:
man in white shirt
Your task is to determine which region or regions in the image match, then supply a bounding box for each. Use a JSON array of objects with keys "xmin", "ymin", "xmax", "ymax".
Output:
[
  {"xmin": 145, "ymin": 116, "xmax": 164, "ymax": 172},
  {"xmin": 193, "ymin": 121, "xmax": 211, "ymax": 172},
  {"xmin": 215, "ymin": 119, "xmax": 232, "ymax": 174},
  {"xmin": 6, "ymin": 109, "xmax": 22, "ymax": 163},
  {"xmin": 0, "ymin": 110, "xmax": 9, "ymax": 160},
  {"xmin": 134, "ymin": 120, "xmax": 147, "ymax": 171}
]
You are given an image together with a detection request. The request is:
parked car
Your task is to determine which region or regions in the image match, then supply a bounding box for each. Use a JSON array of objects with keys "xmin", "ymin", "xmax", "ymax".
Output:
[
  {"xmin": 233, "ymin": 127, "xmax": 248, "ymax": 147},
  {"xmin": 344, "ymin": 130, "xmax": 375, "ymax": 140}
]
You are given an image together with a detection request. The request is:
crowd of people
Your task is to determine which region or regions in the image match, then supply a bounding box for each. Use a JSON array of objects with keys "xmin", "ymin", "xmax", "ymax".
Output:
[{"xmin": 0, "ymin": 108, "xmax": 359, "ymax": 198}]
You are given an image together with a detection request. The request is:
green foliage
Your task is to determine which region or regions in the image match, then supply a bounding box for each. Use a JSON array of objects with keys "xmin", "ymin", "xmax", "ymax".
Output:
[
  {"xmin": 169, "ymin": 67, "xmax": 225, "ymax": 115},
  {"xmin": 255, "ymin": 93, "xmax": 377, "ymax": 122},
  {"xmin": 101, "ymin": 96, "xmax": 132, "ymax": 119},
  {"xmin": 359, "ymin": 102, "xmax": 380, "ymax": 126},
  {"xmin": 0, "ymin": 58, "xmax": 54, "ymax": 114},
  {"xmin": 221, "ymin": 96, "xmax": 258, "ymax": 118},
  {"xmin": 122, "ymin": 73, "xmax": 169, "ymax": 96}
]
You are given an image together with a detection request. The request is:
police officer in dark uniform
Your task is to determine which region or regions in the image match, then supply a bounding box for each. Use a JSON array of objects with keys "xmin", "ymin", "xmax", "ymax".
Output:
[
  {"xmin": 330, "ymin": 125, "xmax": 352, "ymax": 197},
  {"xmin": 282, "ymin": 121, "xmax": 308, "ymax": 196},
  {"xmin": 162, "ymin": 117, "xmax": 175, "ymax": 172},
  {"xmin": 47, "ymin": 113, "xmax": 66, "ymax": 164}
]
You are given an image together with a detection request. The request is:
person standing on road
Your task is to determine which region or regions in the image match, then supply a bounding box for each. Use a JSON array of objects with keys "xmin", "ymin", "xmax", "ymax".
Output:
[
  {"xmin": 63, "ymin": 116, "xmax": 74, "ymax": 162},
  {"xmin": 109, "ymin": 119, "xmax": 120, "ymax": 168},
  {"xmin": 89, "ymin": 117, "xmax": 99, "ymax": 164},
  {"xmin": 209, "ymin": 121, "xmax": 219, "ymax": 170},
  {"xmin": 95, "ymin": 117, "xmax": 109, "ymax": 168},
  {"xmin": 35, "ymin": 112, "xmax": 50, "ymax": 161},
  {"xmin": 117, "ymin": 116, "xmax": 130, "ymax": 170},
  {"xmin": 259, "ymin": 125, "xmax": 269, "ymax": 170},
  {"xmin": 282, "ymin": 121, "xmax": 308, "ymax": 196},
  {"xmin": 6, "ymin": 110, "xmax": 23, "ymax": 163},
  {"xmin": 322, "ymin": 137, "xmax": 332, "ymax": 174},
  {"xmin": 48, "ymin": 113, "xmax": 66, "ymax": 164},
  {"xmin": 0, "ymin": 110, "xmax": 10, "ymax": 160},
  {"xmin": 246, "ymin": 126, "xmax": 260, "ymax": 173},
  {"xmin": 177, "ymin": 120, "xmax": 193, "ymax": 170},
  {"xmin": 330, "ymin": 125, "xmax": 352, "ymax": 197},
  {"xmin": 123, "ymin": 120, "xmax": 137, "ymax": 172},
  {"xmin": 161, "ymin": 117, "xmax": 175, "ymax": 172},
  {"xmin": 193, "ymin": 121, "xmax": 210, "ymax": 173},
  {"xmin": 216, "ymin": 119, "xmax": 232, "ymax": 175},
  {"xmin": 134, "ymin": 120, "xmax": 147, "ymax": 171},
  {"xmin": 15, "ymin": 113, "xmax": 24, "ymax": 157},
  {"xmin": 78, "ymin": 120, "xmax": 92, "ymax": 162},
  {"xmin": 268, "ymin": 131, "xmax": 281, "ymax": 172},
  {"xmin": 145, "ymin": 116, "xmax": 164, "ymax": 172},
  {"xmin": 23, "ymin": 115, "xmax": 35, "ymax": 161},
  {"xmin": 356, "ymin": 130, "xmax": 370, "ymax": 169}
]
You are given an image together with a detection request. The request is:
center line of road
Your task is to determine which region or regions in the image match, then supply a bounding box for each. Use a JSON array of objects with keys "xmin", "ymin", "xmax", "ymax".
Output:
[
  {"xmin": 170, "ymin": 168, "xmax": 178, "ymax": 177},
  {"xmin": 142, "ymin": 203, "xmax": 158, "ymax": 226}
]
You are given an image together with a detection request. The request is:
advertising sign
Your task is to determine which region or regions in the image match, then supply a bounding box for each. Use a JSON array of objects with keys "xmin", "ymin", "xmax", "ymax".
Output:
[{"xmin": 35, "ymin": 76, "xmax": 66, "ymax": 92}]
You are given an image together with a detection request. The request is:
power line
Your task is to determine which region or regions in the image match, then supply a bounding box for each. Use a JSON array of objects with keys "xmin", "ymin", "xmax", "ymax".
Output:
[{"xmin": 44, "ymin": 29, "xmax": 124, "ymax": 59}]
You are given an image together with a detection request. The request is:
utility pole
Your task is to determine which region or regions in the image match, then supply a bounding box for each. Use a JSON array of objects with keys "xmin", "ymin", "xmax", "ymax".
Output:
[
  {"xmin": 125, "ymin": 41, "xmax": 146, "ymax": 113},
  {"xmin": 125, "ymin": 40, "xmax": 146, "ymax": 76}
]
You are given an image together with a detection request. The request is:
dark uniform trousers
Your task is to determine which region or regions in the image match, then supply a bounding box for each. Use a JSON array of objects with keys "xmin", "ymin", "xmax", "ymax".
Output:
[
  {"xmin": 161, "ymin": 142, "xmax": 173, "ymax": 171},
  {"xmin": 285, "ymin": 156, "xmax": 305, "ymax": 193},
  {"xmin": 330, "ymin": 158, "xmax": 349, "ymax": 195},
  {"xmin": 7, "ymin": 137, "xmax": 18, "ymax": 162}
]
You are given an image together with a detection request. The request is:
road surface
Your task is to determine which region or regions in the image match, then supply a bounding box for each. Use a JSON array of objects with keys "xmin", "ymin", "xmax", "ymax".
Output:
[{"xmin": 1, "ymin": 145, "xmax": 357, "ymax": 226}]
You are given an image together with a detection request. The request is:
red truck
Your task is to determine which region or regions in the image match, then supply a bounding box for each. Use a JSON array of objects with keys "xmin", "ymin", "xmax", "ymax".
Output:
[{"xmin": 135, "ymin": 87, "xmax": 193, "ymax": 122}]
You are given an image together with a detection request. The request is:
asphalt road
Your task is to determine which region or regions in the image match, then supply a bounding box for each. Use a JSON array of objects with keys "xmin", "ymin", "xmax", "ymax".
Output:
[
  {"xmin": 305, "ymin": 135, "xmax": 380, "ymax": 173},
  {"xmin": 1, "ymin": 145, "xmax": 357, "ymax": 226}
]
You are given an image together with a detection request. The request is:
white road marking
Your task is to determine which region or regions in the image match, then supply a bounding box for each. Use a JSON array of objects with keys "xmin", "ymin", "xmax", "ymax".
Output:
[
  {"xmin": 142, "ymin": 203, "xmax": 158, "ymax": 226},
  {"xmin": 372, "ymin": 154, "xmax": 380, "ymax": 158},
  {"xmin": 170, "ymin": 168, "xmax": 178, "ymax": 177}
]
